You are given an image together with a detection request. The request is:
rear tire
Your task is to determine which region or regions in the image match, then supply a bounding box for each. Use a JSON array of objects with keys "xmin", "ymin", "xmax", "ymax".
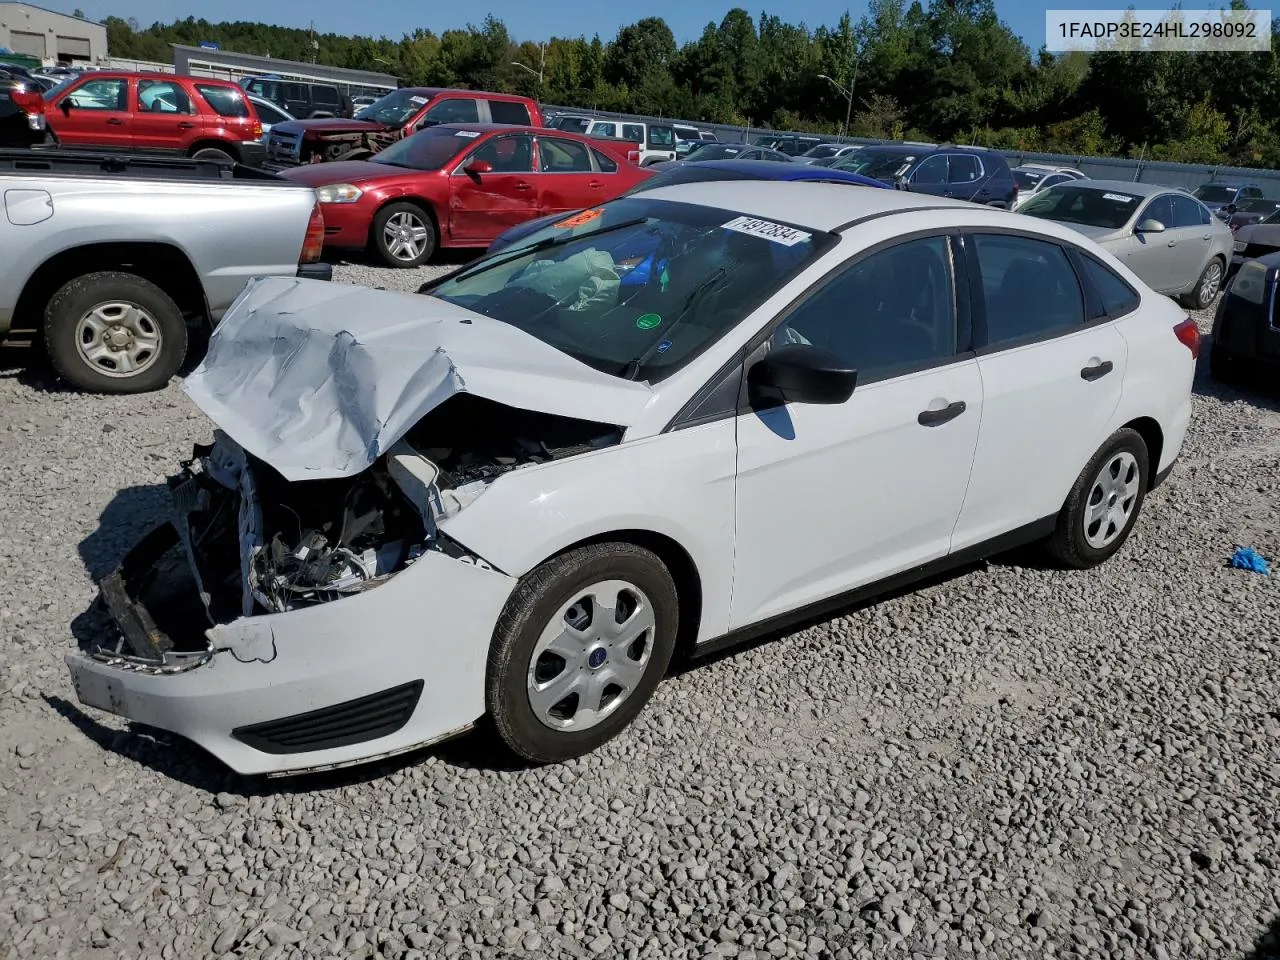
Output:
[
  {"xmin": 1046, "ymin": 428, "xmax": 1150, "ymax": 570},
  {"xmin": 1181, "ymin": 257, "xmax": 1224, "ymax": 309},
  {"xmin": 371, "ymin": 202, "xmax": 436, "ymax": 268},
  {"xmin": 44, "ymin": 272, "xmax": 187, "ymax": 394},
  {"xmin": 486, "ymin": 543, "xmax": 679, "ymax": 764},
  {"xmin": 191, "ymin": 146, "xmax": 236, "ymax": 164}
]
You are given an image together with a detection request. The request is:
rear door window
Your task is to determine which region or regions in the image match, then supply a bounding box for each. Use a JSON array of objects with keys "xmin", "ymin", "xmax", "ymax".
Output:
[
  {"xmin": 539, "ymin": 137, "xmax": 593, "ymax": 173},
  {"xmin": 948, "ymin": 154, "xmax": 982, "ymax": 184},
  {"xmin": 488, "ymin": 99, "xmax": 531, "ymax": 125},
  {"xmin": 137, "ymin": 79, "xmax": 195, "ymax": 114},
  {"xmin": 968, "ymin": 233, "xmax": 1085, "ymax": 346}
]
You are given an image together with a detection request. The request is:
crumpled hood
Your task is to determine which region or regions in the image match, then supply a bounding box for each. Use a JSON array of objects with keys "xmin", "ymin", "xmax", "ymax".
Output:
[{"xmin": 182, "ymin": 278, "xmax": 654, "ymax": 482}]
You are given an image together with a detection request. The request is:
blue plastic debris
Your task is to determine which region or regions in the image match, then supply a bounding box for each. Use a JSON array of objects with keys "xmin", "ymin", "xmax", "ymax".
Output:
[{"xmin": 1230, "ymin": 547, "xmax": 1270, "ymax": 575}]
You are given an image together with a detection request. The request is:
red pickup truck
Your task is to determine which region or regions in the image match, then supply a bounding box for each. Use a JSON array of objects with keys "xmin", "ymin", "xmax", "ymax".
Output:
[
  {"xmin": 263, "ymin": 87, "xmax": 542, "ymax": 169},
  {"xmin": 22, "ymin": 72, "xmax": 265, "ymax": 166}
]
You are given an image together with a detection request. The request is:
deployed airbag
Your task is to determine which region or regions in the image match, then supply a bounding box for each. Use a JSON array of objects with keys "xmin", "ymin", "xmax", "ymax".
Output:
[{"xmin": 182, "ymin": 278, "xmax": 653, "ymax": 481}]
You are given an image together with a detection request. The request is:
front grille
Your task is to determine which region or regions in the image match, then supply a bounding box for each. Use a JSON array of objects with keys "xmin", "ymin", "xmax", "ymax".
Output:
[
  {"xmin": 232, "ymin": 680, "xmax": 424, "ymax": 754},
  {"xmin": 265, "ymin": 130, "xmax": 301, "ymax": 167}
]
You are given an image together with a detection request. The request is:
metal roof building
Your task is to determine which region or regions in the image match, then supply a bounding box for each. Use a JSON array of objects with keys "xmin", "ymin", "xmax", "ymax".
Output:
[
  {"xmin": 171, "ymin": 44, "xmax": 398, "ymax": 97},
  {"xmin": 0, "ymin": 1, "xmax": 107, "ymax": 64}
]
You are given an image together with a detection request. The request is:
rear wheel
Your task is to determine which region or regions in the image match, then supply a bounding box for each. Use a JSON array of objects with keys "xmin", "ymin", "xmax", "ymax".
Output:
[
  {"xmin": 486, "ymin": 543, "xmax": 679, "ymax": 763},
  {"xmin": 191, "ymin": 146, "xmax": 236, "ymax": 164},
  {"xmin": 1181, "ymin": 257, "xmax": 1224, "ymax": 309},
  {"xmin": 371, "ymin": 202, "xmax": 436, "ymax": 267},
  {"xmin": 44, "ymin": 272, "xmax": 187, "ymax": 394},
  {"xmin": 1046, "ymin": 428, "xmax": 1150, "ymax": 569}
]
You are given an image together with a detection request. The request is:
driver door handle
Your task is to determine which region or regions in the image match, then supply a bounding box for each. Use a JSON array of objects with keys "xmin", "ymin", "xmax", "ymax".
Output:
[
  {"xmin": 917, "ymin": 400, "xmax": 967, "ymax": 426},
  {"xmin": 1167, "ymin": 239, "xmax": 1178, "ymax": 247},
  {"xmin": 587, "ymin": 180, "xmax": 603, "ymax": 188},
  {"xmin": 514, "ymin": 181, "xmax": 532, "ymax": 191},
  {"xmin": 177, "ymin": 121, "xmax": 195, "ymax": 129},
  {"xmin": 1080, "ymin": 360, "xmax": 1114, "ymax": 381}
]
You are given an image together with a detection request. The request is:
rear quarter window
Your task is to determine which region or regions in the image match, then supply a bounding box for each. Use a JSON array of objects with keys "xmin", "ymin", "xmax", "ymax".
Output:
[
  {"xmin": 488, "ymin": 99, "xmax": 531, "ymax": 125},
  {"xmin": 591, "ymin": 148, "xmax": 618, "ymax": 173},
  {"xmin": 311, "ymin": 86, "xmax": 339, "ymax": 106},
  {"xmin": 195, "ymin": 84, "xmax": 251, "ymax": 119},
  {"xmin": 1078, "ymin": 254, "xmax": 1141, "ymax": 319}
]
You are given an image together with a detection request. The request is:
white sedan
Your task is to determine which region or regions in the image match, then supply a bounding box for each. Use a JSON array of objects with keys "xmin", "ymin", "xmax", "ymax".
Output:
[{"xmin": 65, "ymin": 184, "xmax": 1198, "ymax": 776}]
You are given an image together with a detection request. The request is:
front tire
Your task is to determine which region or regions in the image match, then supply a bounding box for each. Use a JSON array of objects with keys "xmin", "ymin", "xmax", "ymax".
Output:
[
  {"xmin": 486, "ymin": 543, "xmax": 679, "ymax": 764},
  {"xmin": 371, "ymin": 202, "xmax": 436, "ymax": 268},
  {"xmin": 1046, "ymin": 428, "xmax": 1150, "ymax": 569},
  {"xmin": 44, "ymin": 272, "xmax": 187, "ymax": 394},
  {"xmin": 1181, "ymin": 257, "xmax": 1224, "ymax": 309}
]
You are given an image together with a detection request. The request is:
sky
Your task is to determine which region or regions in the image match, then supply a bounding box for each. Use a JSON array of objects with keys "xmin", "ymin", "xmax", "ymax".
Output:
[{"xmin": 36, "ymin": 0, "xmax": 1234, "ymax": 49}]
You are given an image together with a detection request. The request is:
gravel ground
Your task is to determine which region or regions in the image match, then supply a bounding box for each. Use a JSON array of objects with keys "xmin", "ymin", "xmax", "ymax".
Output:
[{"xmin": 1, "ymin": 262, "xmax": 1278, "ymax": 960}]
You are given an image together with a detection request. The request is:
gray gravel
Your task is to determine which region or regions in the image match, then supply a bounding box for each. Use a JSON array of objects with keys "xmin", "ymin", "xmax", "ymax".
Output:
[{"xmin": 1, "ymin": 271, "xmax": 1278, "ymax": 960}]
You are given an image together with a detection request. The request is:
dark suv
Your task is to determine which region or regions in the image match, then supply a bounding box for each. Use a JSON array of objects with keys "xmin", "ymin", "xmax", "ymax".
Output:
[
  {"xmin": 751, "ymin": 133, "xmax": 823, "ymax": 156},
  {"xmin": 0, "ymin": 78, "xmax": 45, "ymax": 148},
  {"xmin": 241, "ymin": 77, "xmax": 353, "ymax": 120},
  {"xmin": 835, "ymin": 144, "xmax": 1018, "ymax": 208}
]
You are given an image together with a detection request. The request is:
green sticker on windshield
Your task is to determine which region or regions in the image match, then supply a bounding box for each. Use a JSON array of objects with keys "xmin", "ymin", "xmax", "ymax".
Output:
[{"xmin": 636, "ymin": 313, "xmax": 662, "ymax": 330}]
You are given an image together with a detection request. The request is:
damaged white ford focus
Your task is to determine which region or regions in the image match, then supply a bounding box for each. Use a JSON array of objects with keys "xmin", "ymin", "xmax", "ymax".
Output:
[{"xmin": 65, "ymin": 182, "xmax": 1198, "ymax": 776}]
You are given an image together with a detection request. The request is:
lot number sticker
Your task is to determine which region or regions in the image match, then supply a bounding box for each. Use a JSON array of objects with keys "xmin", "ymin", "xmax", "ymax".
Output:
[
  {"xmin": 1103, "ymin": 193, "xmax": 1135, "ymax": 203},
  {"xmin": 555, "ymin": 208, "xmax": 603, "ymax": 228},
  {"xmin": 722, "ymin": 216, "xmax": 812, "ymax": 246}
]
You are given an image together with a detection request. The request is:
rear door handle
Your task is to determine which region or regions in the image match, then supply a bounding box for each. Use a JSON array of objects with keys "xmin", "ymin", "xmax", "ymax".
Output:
[
  {"xmin": 515, "ymin": 181, "xmax": 532, "ymax": 191},
  {"xmin": 587, "ymin": 180, "xmax": 603, "ymax": 188},
  {"xmin": 106, "ymin": 118, "xmax": 124, "ymax": 125},
  {"xmin": 177, "ymin": 121, "xmax": 195, "ymax": 129},
  {"xmin": 1080, "ymin": 360, "xmax": 1114, "ymax": 381},
  {"xmin": 917, "ymin": 400, "xmax": 967, "ymax": 426},
  {"xmin": 1167, "ymin": 239, "xmax": 1178, "ymax": 247}
]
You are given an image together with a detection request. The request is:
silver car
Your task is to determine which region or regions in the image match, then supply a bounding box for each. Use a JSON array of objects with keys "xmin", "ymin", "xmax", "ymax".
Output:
[{"xmin": 1020, "ymin": 179, "xmax": 1233, "ymax": 309}]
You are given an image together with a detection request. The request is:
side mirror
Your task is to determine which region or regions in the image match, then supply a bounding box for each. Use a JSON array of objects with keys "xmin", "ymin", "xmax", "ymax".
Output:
[
  {"xmin": 1136, "ymin": 218, "xmax": 1165, "ymax": 234},
  {"xmin": 894, "ymin": 173, "xmax": 908, "ymax": 190},
  {"xmin": 748, "ymin": 343, "xmax": 857, "ymax": 406},
  {"xmin": 59, "ymin": 98, "xmax": 72, "ymax": 115},
  {"xmin": 465, "ymin": 159, "xmax": 493, "ymax": 177}
]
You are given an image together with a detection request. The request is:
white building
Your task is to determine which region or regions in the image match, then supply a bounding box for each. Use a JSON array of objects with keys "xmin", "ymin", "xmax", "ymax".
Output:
[{"xmin": 0, "ymin": 1, "xmax": 107, "ymax": 65}]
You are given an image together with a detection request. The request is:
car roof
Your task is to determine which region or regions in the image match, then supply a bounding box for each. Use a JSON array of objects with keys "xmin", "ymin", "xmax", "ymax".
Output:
[
  {"xmin": 1050, "ymin": 179, "xmax": 1185, "ymax": 197},
  {"xmin": 637, "ymin": 179, "xmax": 985, "ymax": 232},
  {"xmin": 671, "ymin": 158, "xmax": 887, "ymax": 188}
]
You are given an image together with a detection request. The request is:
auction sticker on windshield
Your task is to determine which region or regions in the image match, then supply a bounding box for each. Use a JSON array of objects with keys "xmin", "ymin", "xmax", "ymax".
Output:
[
  {"xmin": 722, "ymin": 216, "xmax": 812, "ymax": 246},
  {"xmin": 1103, "ymin": 193, "xmax": 1136, "ymax": 203},
  {"xmin": 555, "ymin": 208, "xmax": 603, "ymax": 229}
]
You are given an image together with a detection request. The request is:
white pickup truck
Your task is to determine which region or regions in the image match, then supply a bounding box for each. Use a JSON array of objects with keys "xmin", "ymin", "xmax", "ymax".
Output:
[
  {"xmin": 0, "ymin": 149, "xmax": 331, "ymax": 393},
  {"xmin": 586, "ymin": 118, "xmax": 678, "ymax": 166}
]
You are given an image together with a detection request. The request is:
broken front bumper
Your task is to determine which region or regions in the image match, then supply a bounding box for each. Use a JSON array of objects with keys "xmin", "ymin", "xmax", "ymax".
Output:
[{"xmin": 66, "ymin": 532, "xmax": 517, "ymax": 777}]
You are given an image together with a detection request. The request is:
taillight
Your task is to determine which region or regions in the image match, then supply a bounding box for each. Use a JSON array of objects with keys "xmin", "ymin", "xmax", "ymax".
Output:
[
  {"xmin": 251, "ymin": 120, "xmax": 262, "ymax": 139},
  {"xmin": 627, "ymin": 150, "xmax": 641, "ymax": 165},
  {"xmin": 300, "ymin": 203, "xmax": 325, "ymax": 264},
  {"xmin": 1173, "ymin": 316, "xmax": 1201, "ymax": 359}
]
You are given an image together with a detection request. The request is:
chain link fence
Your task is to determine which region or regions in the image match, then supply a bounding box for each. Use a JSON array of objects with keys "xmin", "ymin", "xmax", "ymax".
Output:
[{"xmin": 543, "ymin": 103, "xmax": 1280, "ymax": 196}]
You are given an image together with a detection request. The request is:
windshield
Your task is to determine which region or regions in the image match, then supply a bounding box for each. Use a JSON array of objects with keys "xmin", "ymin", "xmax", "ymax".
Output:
[
  {"xmin": 685, "ymin": 144, "xmax": 746, "ymax": 162},
  {"xmin": 1236, "ymin": 197, "xmax": 1277, "ymax": 214},
  {"xmin": 801, "ymin": 144, "xmax": 842, "ymax": 159},
  {"xmin": 354, "ymin": 89, "xmax": 432, "ymax": 126},
  {"xmin": 1013, "ymin": 169, "xmax": 1046, "ymax": 190},
  {"xmin": 371, "ymin": 127, "xmax": 474, "ymax": 170},
  {"xmin": 1019, "ymin": 185, "xmax": 1140, "ymax": 229},
  {"xmin": 427, "ymin": 197, "xmax": 833, "ymax": 383},
  {"xmin": 1194, "ymin": 185, "xmax": 1240, "ymax": 203},
  {"xmin": 835, "ymin": 150, "xmax": 918, "ymax": 181}
]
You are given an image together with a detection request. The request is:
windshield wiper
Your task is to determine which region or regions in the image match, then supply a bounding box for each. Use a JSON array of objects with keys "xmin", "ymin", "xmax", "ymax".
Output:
[
  {"xmin": 421, "ymin": 216, "xmax": 651, "ymax": 293},
  {"xmin": 620, "ymin": 265, "xmax": 730, "ymax": 381}
]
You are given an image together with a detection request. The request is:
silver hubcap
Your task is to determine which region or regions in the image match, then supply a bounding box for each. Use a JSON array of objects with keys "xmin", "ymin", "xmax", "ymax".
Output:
[
  {"xmin": 1084, "ymin": 451, "xmax": 1140, "ymax": 549},
  {"xmin": 74, "ymin": 301, "xmax": 162, "ymax": 378},
  {"xmin": 1200, "ymin": 261, "xmax": 1222, "ymax": 304},
  {"xmin": 383, "ymin": 211, "xmax": 429, "ymax": 262},
  {"xmin": 527, "ymin": 579, "xmax": 656, "ymax": 732}
]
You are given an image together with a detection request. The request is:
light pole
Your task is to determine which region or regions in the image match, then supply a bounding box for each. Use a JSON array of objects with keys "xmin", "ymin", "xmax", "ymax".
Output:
[
  {"xmin": 818, "ymin": 50, "xmax": 860, "ymax": 139},
  {"xmin": 511, "ymin": 41, "xmax": 546, "ymax": 90}
]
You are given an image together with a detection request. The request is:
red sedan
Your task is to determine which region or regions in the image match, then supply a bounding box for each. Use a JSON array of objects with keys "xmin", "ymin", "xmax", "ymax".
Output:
[{"xmin": 279, "ymin": 124, "xmax": 652, "ymax": 267}]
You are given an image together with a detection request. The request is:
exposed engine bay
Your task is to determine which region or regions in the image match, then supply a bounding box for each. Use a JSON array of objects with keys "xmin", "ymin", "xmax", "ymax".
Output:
[{"xmin": 105, "ymin": 396, "xmax": 622, "ymax": 660}]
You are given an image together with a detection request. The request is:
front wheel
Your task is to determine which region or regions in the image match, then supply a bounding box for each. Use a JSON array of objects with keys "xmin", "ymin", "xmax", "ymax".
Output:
[
  {"xmin": 371, "ymin": 202, "xmax": 436, "ymax": 267},
  {"xmin": 1046, "ymin": 427, "xmax": 1150, "ymax": 569},
  {"xmin": 1181, "ymin": 257, "xmax": 1224, "ymax": 309},
  {"xmin": 485, "ymin": 543, "xmax": 679, "ymax": 763},
  {"xmin": 44, "ymin": 272, "xmax": 188, "ymax": 394}
]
